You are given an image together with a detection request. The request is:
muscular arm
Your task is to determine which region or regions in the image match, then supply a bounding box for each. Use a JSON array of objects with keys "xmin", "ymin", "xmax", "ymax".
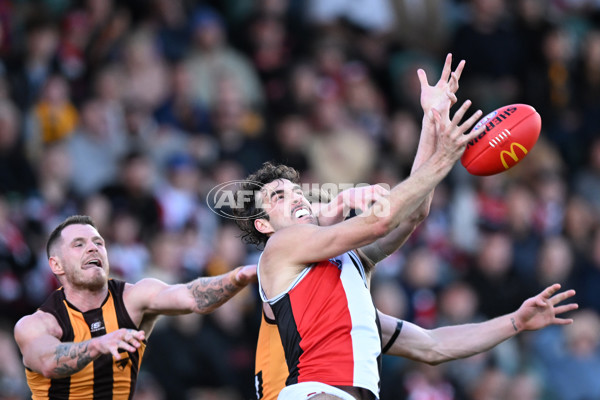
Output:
[
  {"xmin": 361, "ymin": 54, "xmax": 465, "ymax": 264},
  {"xmin": 14, "ymin": 312, "xmax": 144, "ymax": 378},
  {"xmin": 127, "ymin": 265, "xmax": 256, "ymax": 317},
  {"xmin": 262, "ymin": 101, "xmax": 482, "ymax": 286},
  {"xmin": 379, "ymin": 284, "xmax": 577, "ymax": 364}
]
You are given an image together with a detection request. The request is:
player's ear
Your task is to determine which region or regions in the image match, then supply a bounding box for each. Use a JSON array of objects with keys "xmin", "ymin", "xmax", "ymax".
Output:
[
  {"xmin": 49, "ymin": 256, "xmax": 65, "ymax": 276},
  {"xmin": 254, "ymin": 218, "xmax": 273, "ymax": 235}
]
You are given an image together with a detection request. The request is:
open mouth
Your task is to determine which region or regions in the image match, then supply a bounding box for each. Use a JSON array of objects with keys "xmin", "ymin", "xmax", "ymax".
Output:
[
  {"xmin": 84, "ymin": 259, "xmax": 102, "ymax": 269},
  {"xmin": 293, "ymin": 206, "xmax": 310, "ymax": 219}
]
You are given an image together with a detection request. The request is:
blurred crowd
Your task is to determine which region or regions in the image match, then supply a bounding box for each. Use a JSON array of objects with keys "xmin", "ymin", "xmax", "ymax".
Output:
[{"xmin": 1, "ymin": 0, "xmax": 600, "ymax": 399}]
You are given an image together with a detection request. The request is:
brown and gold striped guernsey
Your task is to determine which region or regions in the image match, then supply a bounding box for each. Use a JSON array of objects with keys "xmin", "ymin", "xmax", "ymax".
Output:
[{"xmin": 25, "ymin": 279, "xmax": 147, "ymax": 400}]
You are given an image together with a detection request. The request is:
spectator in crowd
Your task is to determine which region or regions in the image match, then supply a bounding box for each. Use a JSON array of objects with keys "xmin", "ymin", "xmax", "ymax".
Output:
[
  {"xmin": 0, "ymin": 100, "xmax": 37, "ymax": 198},
  {"xmin": 25, "ymin": 74, "xmax": 78, "ymax": 162}
]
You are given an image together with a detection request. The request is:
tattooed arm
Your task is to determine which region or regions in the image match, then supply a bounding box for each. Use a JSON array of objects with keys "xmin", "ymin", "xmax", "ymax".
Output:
[
  {"xmin": 14, "ymin": 311, "xmax": 144, "ymax": 378},
  {"xmin": 125, "ymin": 265, "xmax": 257, "ymax": 327}
]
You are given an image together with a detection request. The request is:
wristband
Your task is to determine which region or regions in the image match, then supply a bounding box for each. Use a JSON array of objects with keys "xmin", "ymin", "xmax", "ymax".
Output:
[{"xmin": 382, "ymin": 320, "xmax": 403, "ymax": 354}]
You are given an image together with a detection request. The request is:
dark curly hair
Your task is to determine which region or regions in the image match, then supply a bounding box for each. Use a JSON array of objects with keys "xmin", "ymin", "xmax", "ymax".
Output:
[{"xmin": 234, "ymin": 162, "xmax": 300, "ymax": 248}]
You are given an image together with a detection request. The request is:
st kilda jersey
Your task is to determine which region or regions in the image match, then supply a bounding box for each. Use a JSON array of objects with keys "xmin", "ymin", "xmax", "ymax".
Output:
[{"xmin": 258, "ymin": 251, "xmax": 382, "ymax": 398}]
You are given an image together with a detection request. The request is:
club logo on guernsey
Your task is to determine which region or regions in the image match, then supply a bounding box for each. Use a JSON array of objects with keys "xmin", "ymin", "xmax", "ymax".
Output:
[
  {"xmin": 500, "ymin": 142, "xmax": 528, "ymax": 169},
  {"xmin": 330, "ymin": 258, "xmax": 342, "ymax": 270},
  {"xmin": 116, "ymin": 357, "xmax": 130, "ymax": 370}
]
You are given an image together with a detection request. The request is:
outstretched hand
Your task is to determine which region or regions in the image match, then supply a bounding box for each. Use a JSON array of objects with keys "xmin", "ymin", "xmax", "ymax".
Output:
[
  {"xmin": 431, "ymin": 99, "xmax": 483, "ymax": 163},
  {"xmin": 96, "ymin": 328, "xmax": 146, "ymax": 360},
  {"xmin": 513, "ymin": 284, "xmax": 578, "ymax": 332},
  {"xmin": 418, "ymin": 53, "xmax": 465, "ymax": 115}
]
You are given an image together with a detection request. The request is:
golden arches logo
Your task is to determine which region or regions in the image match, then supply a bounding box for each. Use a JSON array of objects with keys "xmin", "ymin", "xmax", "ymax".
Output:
[{"xmin": 500, "ymin": 142, "xmax": 528, "ymax": 169}]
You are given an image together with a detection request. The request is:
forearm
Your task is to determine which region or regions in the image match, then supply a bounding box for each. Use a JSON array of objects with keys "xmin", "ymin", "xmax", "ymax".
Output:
[
  {"xmin": 412, "ymin": 115, "xmax": 437, "ymax": 174},
  {"xmin": 373, "ymin": 151, "xmax": 453, "ymax": 231},
  {"xmin": 361, "ymin": 119, "xmax": 438, "ymax": 263},
  {"xmin": 409, "ymin": 115, "xmax": 438, "ymax": 217},
  {"xmin": 186, "ymin": 267, "xmax": 246, "ymax": 314},
  {"xmin": 41, "ymin": 340, "xmax": 100, "ymax": 378},
  {"xmin": 424, "ymin": 313, "xmax": 519, "ymax": 364}
]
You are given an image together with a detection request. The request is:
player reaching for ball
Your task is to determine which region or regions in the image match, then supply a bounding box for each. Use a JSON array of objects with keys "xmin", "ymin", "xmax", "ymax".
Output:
[
  {"xmin": 13, "ymin": 215, "xmax": 256, "ymax": 399},
  {"xmin": 232, "ymin": 54, "xmax": 477, "ymax": 400},
  {"xmin": 238, "ymin": 54, "xmax": 577, "ymax": 400},
  {"xmin": 251, "ymin": 184, "xmax": 576, "ymax": 400}
]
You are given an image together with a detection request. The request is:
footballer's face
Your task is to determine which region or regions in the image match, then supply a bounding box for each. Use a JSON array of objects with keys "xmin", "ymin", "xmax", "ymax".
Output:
[
  {"xmin": 254, "ymin": 179, "xmax": 317, "ymax": 236},
  {"xmin": 50, "ymin": 224, "xmax": 109, "ymax": 291}
]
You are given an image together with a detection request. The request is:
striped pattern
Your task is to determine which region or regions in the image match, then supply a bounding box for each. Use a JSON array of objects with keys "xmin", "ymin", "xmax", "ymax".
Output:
[
  {"xmin": 254, "ymin": 311, "xmax": 287, "ymax": 400},
  {"xmin": 25, "ymin": 280, "xmax": 146, "ymax": 400},
  {"xmin": 264, "ymin": 251, "xmax": 381, "ymax": 398}
]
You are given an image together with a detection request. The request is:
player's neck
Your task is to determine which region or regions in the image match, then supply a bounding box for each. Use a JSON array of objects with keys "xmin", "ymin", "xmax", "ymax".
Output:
[{"xmin": 63, "ymin": 284, "xmax": 109, "ymax": 312}]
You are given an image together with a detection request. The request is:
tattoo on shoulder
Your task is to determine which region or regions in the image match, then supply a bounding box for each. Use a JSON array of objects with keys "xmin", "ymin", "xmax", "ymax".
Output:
[
  {"xmin": 187, "ymin": 276, "xmax": 237, "ymax": 310},
  {"xmin": 53, "ymin": 342, "xmax": 93, "ymax": 375}
]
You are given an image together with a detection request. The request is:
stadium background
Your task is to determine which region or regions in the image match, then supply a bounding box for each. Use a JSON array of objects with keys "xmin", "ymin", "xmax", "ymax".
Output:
[{"xmin": 0, "ymin": 0, "xmax": 600, "ymax": 399}]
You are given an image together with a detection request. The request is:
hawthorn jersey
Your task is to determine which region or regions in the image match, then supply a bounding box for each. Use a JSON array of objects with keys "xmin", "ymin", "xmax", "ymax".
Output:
[
  {"xmin": 254, "ymin": 310, "xmax": 287, "ymax": 400},
  {"xmin": 25, "ymin": 279, "xmax": 146, "ymax": 400},
  {"xmin": 258, "ymin": 251, "xmax": 382, "ymax": 398}
]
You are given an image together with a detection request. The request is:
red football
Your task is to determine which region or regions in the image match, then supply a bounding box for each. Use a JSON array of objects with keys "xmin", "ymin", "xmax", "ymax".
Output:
[{"xmin": 460, "ymin": 104, "xmax": 541, "ymax": 176}]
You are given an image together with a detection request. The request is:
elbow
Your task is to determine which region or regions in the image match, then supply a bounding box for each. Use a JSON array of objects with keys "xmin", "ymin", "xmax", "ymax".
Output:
[
  {"xmin": 422, "ymin": 348, "xmax": 456, "ymax": 366},
  {"xmin": 423, "ymin": 355, "xmax": 446, "ymax": 366},
  {"xmin": 410, "ymin": 204, "xmax": 430, "ymax": 224},
  {"xmin": 413, "ymin": 351, "xmax": 446, "ymax": 366},
  {"xmin": 39, "ymin": 363, "xmax": 59, "ymax": 379}
]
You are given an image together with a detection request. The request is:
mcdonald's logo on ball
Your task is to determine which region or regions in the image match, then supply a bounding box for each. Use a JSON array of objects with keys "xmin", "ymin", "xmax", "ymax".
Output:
[
  {"xmin": 500, "ymin": 142, "xmax": 529, "ymax": 170},
  {"xmin": 461, "ymin": 104, "xmax": 541, "ymax": 176}
]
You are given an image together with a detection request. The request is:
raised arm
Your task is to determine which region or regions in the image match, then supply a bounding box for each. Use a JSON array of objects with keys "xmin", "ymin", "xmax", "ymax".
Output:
[
  {"xmin": 14, "ymin": 311, "xmax": 145, "ymax": 378},
  {"xmin": 263, "ymin": 97, "xmax": 483, "ymax": 274},
  {"xmin": 361, "ymin": 54, "xmax": 466, "ymax": 264},
  {"xmin": 379, "ymin": 284, "xmax": 577, "ymax": 364}
]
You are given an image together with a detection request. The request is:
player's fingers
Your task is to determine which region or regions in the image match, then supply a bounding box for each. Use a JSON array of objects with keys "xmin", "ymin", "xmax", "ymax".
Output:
[
  {"xmin": 111, "ymin": 348, "xmax": 121, "ymax": 360},
  {"xmin": 124, "ymin": 335, "xmax": 142, "ymax": 347},
  {"xmin": 553, "ymin": 318, "xmax": 574, "ymax": 325},
  {"xmin": 453, "ymin": 59, "xmax": 466, "ymax": 81},
  {"xmin": 459, "ymin": 111, "xmax": 485, "ymax": 143},
  {"xmin": 133, "ymin": 330, "xmax": 146, "ymax": 341},
  {"xmin": 542, "ymin": 283, "xmax": 561, "ymax": 299},
  {"xmin": 451, "ymin": 99, "xmax": 473, "ymax": 125},
  {"xmin": 417, "ymin": 68, "xmax": 429, "ymax": 88},
  {"xmin": 118, "ymin": 341, "xmax": 136, "ymax": 353},
  {"xmin": 554, "ymin": 303, "xmax": 579, "ymax": 315},
  {"xmin": 446, "ymin": 91, "xmax": 457, "ymax": 104},
  {"xmin": 458, "ymin": 106, "xmax": 483, "ymax": 130},
  {"xmin": 457, "ymin": 109, "xmax": 482, "ymax": 131},
  {"xmin": 439, "ymin": 53, "xmax": 453, "ymax": 83},
  {"xmin": 448, "ymin": 72, "xmax": 459, "ymax": 93},
  {"xmin": 550, "ymin": 289, "xmax": 576, "ymax": 305},
  {"xmin": 535, "ymin": 298, "xmax": 548, "ymax": 307}
]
